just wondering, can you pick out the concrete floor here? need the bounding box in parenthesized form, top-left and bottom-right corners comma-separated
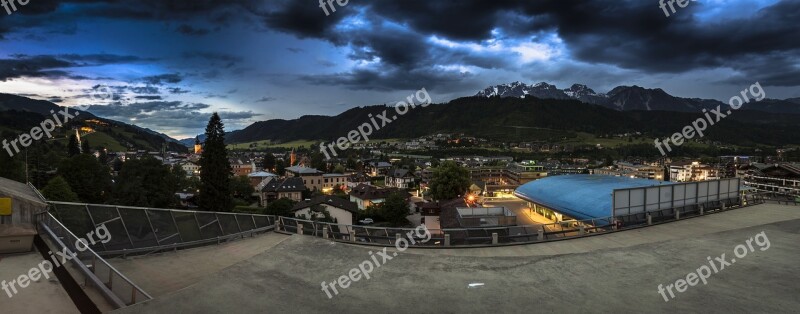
(107, 232, 291, 297)
(0, 252, 79, 314)
(113, 204, 800, 313)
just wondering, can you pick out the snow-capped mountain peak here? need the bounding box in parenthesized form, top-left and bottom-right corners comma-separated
(474, 81, 730, 112)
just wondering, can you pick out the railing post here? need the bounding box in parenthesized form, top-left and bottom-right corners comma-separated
(491, 233, 498, 244)
(537, 227, 544, 241)
(395, 233, 401, 244)
(675, 209, 680, 220)
(169, 211, 185, 243)
(297, 223, 303, 235)
(444, 234, 450, 246)
(323, 225, 329, 239)
(699, 205, 704, 215)
(84, 205, 108, 251)
(579, 225, 585, 236)
(647, 213, 652, 225)
(349, 230, 356, 242)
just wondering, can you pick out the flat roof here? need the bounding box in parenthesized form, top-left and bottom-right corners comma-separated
(514, 174, 677, 221)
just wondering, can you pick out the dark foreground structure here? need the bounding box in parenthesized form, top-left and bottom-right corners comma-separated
(113, 203, 800, 313)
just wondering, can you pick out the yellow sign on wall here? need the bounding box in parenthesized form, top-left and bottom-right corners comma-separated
(0, 198, 11, 216)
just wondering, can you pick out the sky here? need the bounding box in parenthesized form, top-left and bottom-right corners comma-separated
(0, 0, 798, 139)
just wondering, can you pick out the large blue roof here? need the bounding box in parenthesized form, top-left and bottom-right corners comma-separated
(514, 175, 676, 221)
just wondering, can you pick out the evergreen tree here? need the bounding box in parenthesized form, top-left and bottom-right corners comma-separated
(264, 198, 296, 217)
(81, 139, 91, 154)
(0, 149, 25, 182)
(429, 161, 470, 200)
(380, 192, 411, 226)
(198, 113, 233, 212)
(68, 135, 81, 157)
(112, 157, 179, 208)
(98, 148, 109, 164)
(230, 175, 255, 201)
(41, 176, 80, 202)
(263, 153, 276, 172)
(57, 154, 112, 203)
(275, 159, 286, 176)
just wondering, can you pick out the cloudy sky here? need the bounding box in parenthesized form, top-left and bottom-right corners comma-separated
(0, 0, 798, 138)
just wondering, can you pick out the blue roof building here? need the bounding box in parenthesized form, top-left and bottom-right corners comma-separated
(514, 174, 676, 223)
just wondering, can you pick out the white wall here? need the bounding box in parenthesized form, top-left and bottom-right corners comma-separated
(295, 204, 353, 225)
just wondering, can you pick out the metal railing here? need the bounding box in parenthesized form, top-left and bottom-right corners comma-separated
(274, 193, 779, 247)
(36, 211, 153, 308)
(47, 201, 278, 257)
(28, 182, 48, 203)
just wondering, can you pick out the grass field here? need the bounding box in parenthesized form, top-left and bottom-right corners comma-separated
(228, 140, 319, 150)
(228, 138, 406, 150)
(82, 132, 128, 151)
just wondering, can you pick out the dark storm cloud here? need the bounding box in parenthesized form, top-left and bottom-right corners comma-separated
(58, 54, 154, 64)
(0, 54, 151, 81)
(0, 55, 79, 81)
(85, 101, 262, 131)
(3, 0, 799, 92)
(176, 24, 212, 36)
(141, 73, 183, 85)
(135, 95, 163, 100)
(128, 86, 160, 94)
(301, 67, 475, 92)
(168, 87, 190, 94)
(258, 0, 800, 86)
(182, 51, 243, 68)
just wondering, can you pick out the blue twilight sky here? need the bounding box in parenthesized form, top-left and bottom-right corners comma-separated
(0, 0, 797, 138)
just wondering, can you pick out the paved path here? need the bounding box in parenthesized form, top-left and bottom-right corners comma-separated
(0, 253, 79, 314)
(113, 204, 800, 313)
(107, 232, 290, 297)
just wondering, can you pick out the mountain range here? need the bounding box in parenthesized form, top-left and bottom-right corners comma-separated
(0, 93, 187, 152)
(475, 81, 800, 114)
(226, 96, 799, 148)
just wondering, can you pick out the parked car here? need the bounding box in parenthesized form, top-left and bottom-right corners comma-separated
(359, 218, 374, 225)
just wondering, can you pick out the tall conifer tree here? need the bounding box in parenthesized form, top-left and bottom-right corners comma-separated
(198, 113, 233, 212)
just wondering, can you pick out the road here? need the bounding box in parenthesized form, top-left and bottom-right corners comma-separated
(482, 198, 556, 227)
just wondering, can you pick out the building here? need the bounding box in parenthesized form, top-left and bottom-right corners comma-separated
(178, 160, 200, 177)
(454, 207, 516, 227)
(385, 168, 415, 189)
(248, 171, 279, 188)
(291, 196, 359, 225)
(514, 175, 739, 226)
(231, 159, 256, 176)
(419, 198, 467, 231)
(321, 173, 349, 193)
(669, 161, 720, 182)
(740, 162, 800, 195)
(260, 177, 306, 206)
(349, 184, 402, 210)
(366, 162, 392, 177)
(194, 137, 203, 154)
(285, 166, 324, 191)
(506, 161, 548, 185)
(592, 162, 665, 180)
